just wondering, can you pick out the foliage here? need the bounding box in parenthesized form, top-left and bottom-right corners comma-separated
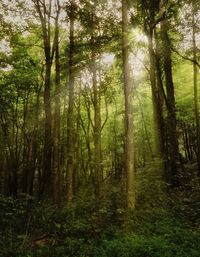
(0, 194, 200, 257)
(0, 163, 200, 257)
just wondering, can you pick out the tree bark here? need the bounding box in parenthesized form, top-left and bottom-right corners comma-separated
(92, 49, 102, 201)
(192, 1, 200, 175)
(160, 19, 180, 186)
(66, 0, 76, 205)
(53, 1, 61, 204)
(28, 93, 41, 196)
(33, 0, 54, 196)
(122, 0, 135, 210)
(147, 28, 165, 158)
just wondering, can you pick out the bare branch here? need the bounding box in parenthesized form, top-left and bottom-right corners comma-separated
(101, 93, 108, 131)
(171, 46, 200, 68)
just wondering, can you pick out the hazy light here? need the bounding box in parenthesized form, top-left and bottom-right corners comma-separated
(101, 53, 115, 66)
(1, 65, 13, 72)
(130, 50, 146, 78)
(0, 39, 11, 55)
(135, 33, 148, 44)
(129, 29, 147, 79)
(81, 69, 93, 88)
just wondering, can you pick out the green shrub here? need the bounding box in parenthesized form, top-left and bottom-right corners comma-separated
(0, 195, 200, 257)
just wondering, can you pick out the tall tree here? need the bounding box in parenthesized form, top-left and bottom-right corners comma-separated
(160, 2, 180, 186)
(66, 0, 76, 205)
(53, 0, 61, 203)
(33, 0, 54, 196)
(122, 0, 135, 209)
(192, 0, 200, 175)
(91, 12, 102, 202)
(138, 0, 165, 158)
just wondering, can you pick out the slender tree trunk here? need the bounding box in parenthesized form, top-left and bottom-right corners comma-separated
(21, 97, 29, 194)
(53, 3, 61, 203)
(136, 90, 154, 159)
(28, 93, 40, 195)
(43, 57, 52, 195)
(154, 28, 166, 156)
(147, 29, 165, 158)
(160, 19, 180, 186)
(122, 0, 135, 210)
(74, 85, 81, 195)
(192, 2, 200, 175)
(80, 93, 93, 180)
(183, 124, 192, 162)
(140, 102, 154, 159)
(88, 8, 102, 202)
(12, 97, 20, 198)
(33, 0, 54, 196)
(92, 50, 102, 201)
(66, 0, 75, 205)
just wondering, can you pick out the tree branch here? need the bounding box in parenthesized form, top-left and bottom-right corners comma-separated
(171, 46, 200, 68)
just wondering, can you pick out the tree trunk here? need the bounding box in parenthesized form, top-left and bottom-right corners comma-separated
(160, 19, 180, 186)
(53, 3, 61, 204)
(154, 28, 166, 157)
(147, 29, 165, 158)
(122, 0, 135, 210)
(192, 1, 200, 175)
(183, 124, 192, 162)
(66, 0, 76, 205)
(34, 0, 53, 196)
(43, 57, 52, 195)
(92, 50, 102, 201)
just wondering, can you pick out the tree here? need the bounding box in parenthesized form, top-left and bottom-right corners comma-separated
(122, 0, 135, 209)
(0, 35, 41, 197)
(66, 0, 76, 205)
(192, 0, 200, 175)
(160, 2, 180, 186)
(32, 0, 54, 196)
(53, 0, 61, 204)
(136, 0, 165, 158)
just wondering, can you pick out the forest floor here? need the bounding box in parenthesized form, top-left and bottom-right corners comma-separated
(1, 161, 200, 257)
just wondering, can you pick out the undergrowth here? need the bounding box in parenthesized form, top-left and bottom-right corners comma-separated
(0, 163, 200, 257)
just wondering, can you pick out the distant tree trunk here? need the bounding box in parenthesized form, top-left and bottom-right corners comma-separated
(53, 1, 61, 204)
(34, 0, 54, 196)
(28, 92, 41, 196)
(0, 114, 13, 196)
(12, 97, 20, 198)
(88, 7, 102, 202)
(160, 19, 180, 186)
(43, 59, 52, 195)
(74, 84, 81, 195)
(80, 90, 93, 180)
(122, 0, 135, 210)
(192, 1, 200, 175)
(21, 96, 29, 194)
(154, 28, 166, 156)
(112, 101, 118, 177)
(66, 0, 76, 205)
(0, 151, 3, 194)
(136, 90, 154, 159)
(140, 100, 154, 159)
(182, 124, 192, 162)
(92, 48, 102, 201)
(147, 28, 165, 158)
